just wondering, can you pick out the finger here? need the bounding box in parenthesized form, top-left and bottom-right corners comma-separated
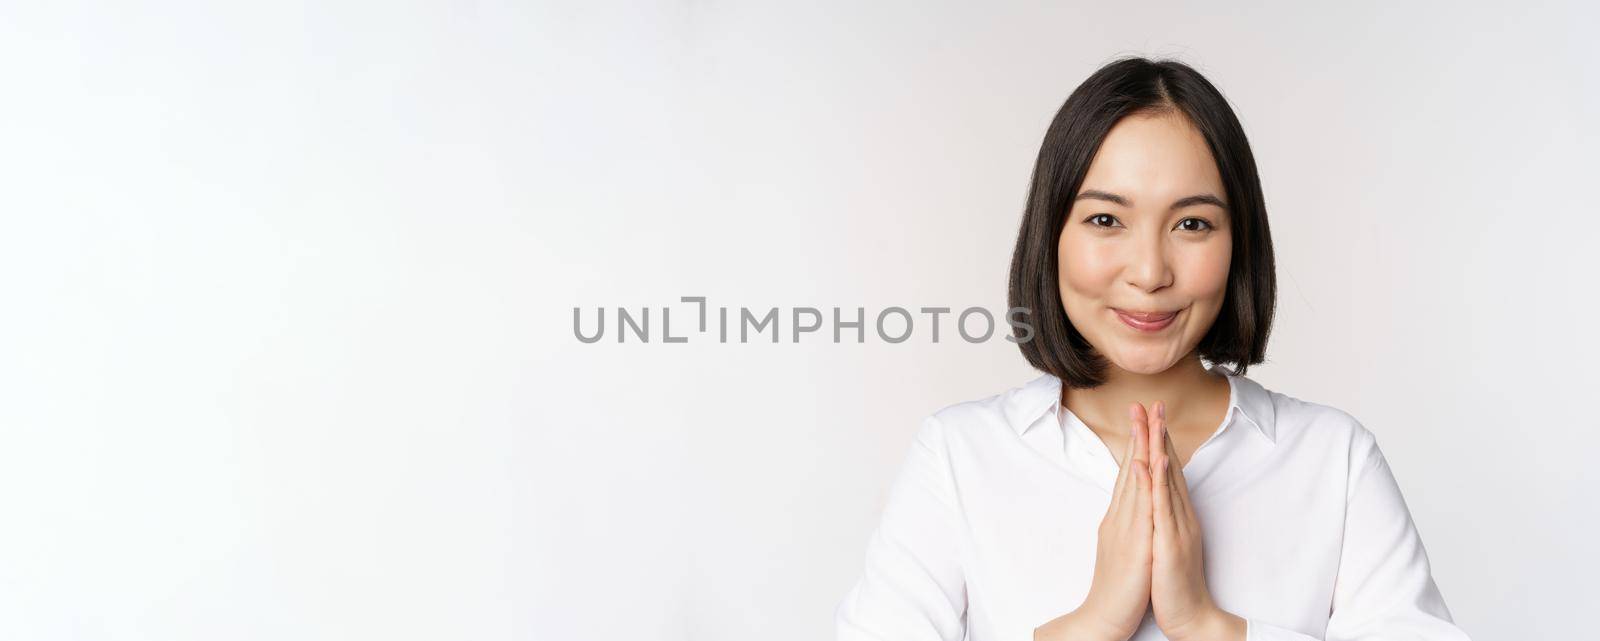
(1157, 402, 1196, 528)
(1110, 409, 1137, 516)
(1131, 402, 1150, 481)
(1170, 465, 1187, 538)
(1151, 410, 1179, 541)
(1130, 403, 1153, 525)
(1133, 458, 1152, 527)
(1161, 421, 1189, 536)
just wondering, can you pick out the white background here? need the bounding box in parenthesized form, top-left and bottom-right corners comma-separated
(2, 1, 1596, 639)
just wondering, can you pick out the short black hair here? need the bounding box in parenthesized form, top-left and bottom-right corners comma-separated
(1007, 56, 1276, 388)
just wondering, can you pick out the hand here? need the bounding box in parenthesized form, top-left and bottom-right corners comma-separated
(1147, 401, 1245, 641)
(1058, 402, 1157, 641)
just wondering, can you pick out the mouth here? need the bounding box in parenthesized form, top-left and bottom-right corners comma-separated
(1112, 307, 1181, 332)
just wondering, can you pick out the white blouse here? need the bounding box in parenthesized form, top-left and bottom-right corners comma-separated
(835, 367, 1470, 641)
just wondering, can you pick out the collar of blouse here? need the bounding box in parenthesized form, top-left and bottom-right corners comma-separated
(1001, 366, 1278, 445)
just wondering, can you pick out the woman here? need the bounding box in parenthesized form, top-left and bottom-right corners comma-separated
(834, 57, 1470, 641)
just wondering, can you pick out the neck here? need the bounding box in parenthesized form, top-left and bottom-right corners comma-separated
(1061, 353, 1229, 439)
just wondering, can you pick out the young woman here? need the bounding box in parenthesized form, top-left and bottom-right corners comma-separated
(834, 57, 1470, 641)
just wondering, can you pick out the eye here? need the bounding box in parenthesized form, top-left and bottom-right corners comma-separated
(1085, 213, 1121, 228)
(1177, 217, 1214, 232)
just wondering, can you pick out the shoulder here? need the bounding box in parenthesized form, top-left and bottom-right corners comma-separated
(1267, 387, 1372, 439)
(1252, 380, 1385, 470)
(915, 373, 1057, 446)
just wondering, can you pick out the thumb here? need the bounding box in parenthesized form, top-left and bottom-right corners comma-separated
(1133, 460, 1154, 523)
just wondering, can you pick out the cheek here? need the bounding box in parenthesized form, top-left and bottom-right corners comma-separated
(1178, 241, 1232, 301)
(1057, 232, 1120, 295)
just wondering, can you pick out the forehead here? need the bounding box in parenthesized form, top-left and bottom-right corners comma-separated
(1079, 111, 1223, 200)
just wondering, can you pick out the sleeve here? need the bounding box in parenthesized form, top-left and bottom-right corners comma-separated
(834, 414, 969, 641)
(1245, 428, 1472, 641)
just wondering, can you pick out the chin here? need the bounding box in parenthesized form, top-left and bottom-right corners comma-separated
(1110, 357, 1171, 375)
(1106, 347, 1184, 375)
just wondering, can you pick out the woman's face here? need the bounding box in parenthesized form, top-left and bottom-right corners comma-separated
(1058, 110, 1233, 376)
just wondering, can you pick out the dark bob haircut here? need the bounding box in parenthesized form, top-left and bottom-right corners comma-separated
(1007, 56, 1276, 389)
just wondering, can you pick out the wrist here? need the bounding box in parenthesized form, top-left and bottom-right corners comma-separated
(1035, 604, 1134, 641)
(1077, 606, 1136, 641)
(1166, 606, 1245, 641)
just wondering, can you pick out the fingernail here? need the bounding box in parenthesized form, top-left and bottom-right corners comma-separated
(1157, 402, 1165, 420)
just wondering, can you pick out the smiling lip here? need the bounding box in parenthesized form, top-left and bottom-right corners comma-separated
(1113, 308, 1179, 332)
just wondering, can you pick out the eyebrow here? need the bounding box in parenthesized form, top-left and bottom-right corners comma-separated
(1075, 189, 1228, 211)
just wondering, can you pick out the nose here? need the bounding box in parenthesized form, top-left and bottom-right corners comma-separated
(1123, 230, 1173, 293)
